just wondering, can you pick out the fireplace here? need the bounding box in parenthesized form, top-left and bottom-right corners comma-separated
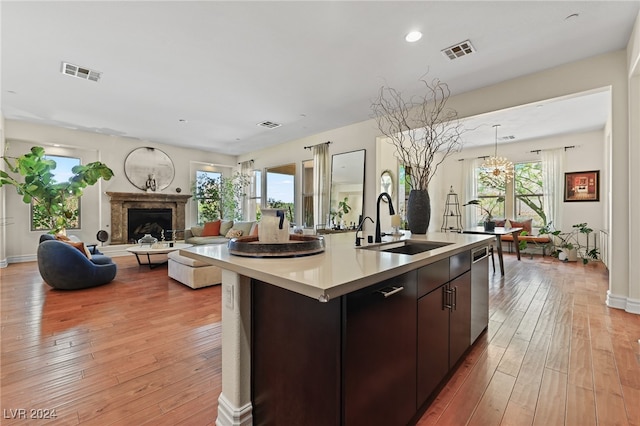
(106, 192, 191, 244)
(128, 208, 172, 243)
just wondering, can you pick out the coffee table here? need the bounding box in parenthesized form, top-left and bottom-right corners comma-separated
(126, 243, 193, 269)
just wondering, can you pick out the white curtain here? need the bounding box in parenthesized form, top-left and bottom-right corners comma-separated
(313, 144, 330, 229)
(541, 148, 564, 229)
(239, 160, 255, 221)
(462, 158, 483, 228)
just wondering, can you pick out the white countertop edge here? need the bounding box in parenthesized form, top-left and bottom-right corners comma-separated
(179, 232, 494, 301)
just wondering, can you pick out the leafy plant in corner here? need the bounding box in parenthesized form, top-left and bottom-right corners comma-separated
(538, 221, 599, 264)
(193, 172, 251, 222)
(0, 146, 114, 234)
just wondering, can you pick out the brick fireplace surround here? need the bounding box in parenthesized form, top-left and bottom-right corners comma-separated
(106, 192, 191, 244)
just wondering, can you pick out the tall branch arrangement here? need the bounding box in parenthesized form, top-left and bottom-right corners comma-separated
(371, 76, 464, 190)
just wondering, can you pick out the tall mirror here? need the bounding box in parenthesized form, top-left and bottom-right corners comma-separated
(329, 149, 365, 230)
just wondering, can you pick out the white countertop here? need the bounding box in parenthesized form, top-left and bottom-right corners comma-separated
(180, 232, 494, 302)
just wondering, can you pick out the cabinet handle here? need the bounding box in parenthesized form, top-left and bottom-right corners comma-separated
(452, 286, 457, 310)
(443, 287, 453, 310)
(377, 286, 404, 298)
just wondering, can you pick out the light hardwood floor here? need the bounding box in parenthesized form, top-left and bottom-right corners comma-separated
(1, 253, 639, 425)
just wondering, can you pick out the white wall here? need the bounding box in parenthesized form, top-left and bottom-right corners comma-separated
(2, 120, 237, 262)
(0, 113, 6, 267)
(436, 129, 605, 234)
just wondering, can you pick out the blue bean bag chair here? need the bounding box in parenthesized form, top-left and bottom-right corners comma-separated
(37, 240, 117, 290)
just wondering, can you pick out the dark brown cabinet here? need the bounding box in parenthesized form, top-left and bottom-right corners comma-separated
(344, 271, 417, 426)
(251, 247, 483, 426)
(417, 251, 472, 407)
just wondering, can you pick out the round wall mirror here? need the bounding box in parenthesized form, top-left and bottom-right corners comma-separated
(380, 169, 394, 201)
(124, 147, 175, 191)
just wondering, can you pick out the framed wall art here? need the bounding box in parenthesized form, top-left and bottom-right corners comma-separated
(564, 170, 599, 202)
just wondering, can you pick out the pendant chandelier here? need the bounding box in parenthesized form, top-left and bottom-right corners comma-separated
(482, 124, 513, 184)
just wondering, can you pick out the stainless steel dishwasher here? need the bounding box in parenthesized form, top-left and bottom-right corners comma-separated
(470, 245, 490, 343)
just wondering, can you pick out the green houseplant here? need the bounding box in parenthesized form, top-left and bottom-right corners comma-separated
(0, 146, 114, 234)
(330, 197, 351, 228)
(463, 196, 505, 231)
(538, 222, 599, 264)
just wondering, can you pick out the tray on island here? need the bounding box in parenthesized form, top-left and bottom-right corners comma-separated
(227, 235, 325, 258)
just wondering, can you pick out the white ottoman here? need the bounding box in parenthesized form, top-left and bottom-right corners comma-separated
(168, 251, 221, 289)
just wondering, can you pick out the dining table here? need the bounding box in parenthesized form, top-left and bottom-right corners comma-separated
(462, 226, 522, 276)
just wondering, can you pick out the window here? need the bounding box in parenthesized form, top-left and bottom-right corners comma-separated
(252, 170, 262, 220)
(514, 161, 545, 227)
(265, 164, 295, 224)
(473, 160, 545, 228)
(194, 170, 222, 223)
(31, 155, 81, 231)
(474, 167, 506, 224)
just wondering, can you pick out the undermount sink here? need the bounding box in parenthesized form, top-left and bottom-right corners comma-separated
(361, 240, 452, 255)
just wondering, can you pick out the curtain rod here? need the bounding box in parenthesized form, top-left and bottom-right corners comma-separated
(237, 159, 254, 165)
(303, 141, 332, 150)
(530, 145, 576, 154)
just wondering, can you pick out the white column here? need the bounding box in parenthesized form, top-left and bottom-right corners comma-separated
(216, 269, 253, 426)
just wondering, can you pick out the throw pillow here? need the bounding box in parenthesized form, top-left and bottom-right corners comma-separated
(510, 219, 533, 233)
(202, 220, 222, 236)
(190, 226, 204, 237)
(225, 228, 243, 239)
(64, 240, 90, 258)
(233, 221, 254, 236)
(54, 233, 71, 242)
(220, 220, 234, 236)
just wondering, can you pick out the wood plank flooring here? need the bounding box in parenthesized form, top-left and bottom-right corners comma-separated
(1, 253, 639, 425)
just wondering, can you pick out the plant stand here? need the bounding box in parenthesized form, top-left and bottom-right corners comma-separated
(441, 189, 462, 232)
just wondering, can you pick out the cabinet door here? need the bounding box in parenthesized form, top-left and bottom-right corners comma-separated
(417, 285, 450, 406)
(344, 271, 417, 426)
(449, 271, 471, 367)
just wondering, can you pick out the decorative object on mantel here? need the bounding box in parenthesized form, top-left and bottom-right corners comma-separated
(481, 124, 514, 184)
(371, 74, 464, 234)
(0, 146, 114, 234)
(124, 147, 175, 192)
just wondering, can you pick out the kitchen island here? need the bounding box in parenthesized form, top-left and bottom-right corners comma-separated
(181, 231, 493, 426)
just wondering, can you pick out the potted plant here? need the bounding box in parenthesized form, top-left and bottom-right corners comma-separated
(330, 197, 351, 229)
(0, 146, 114, 234)
(371, 75, 464, 234)
(463, 197, 505, 231)
(538, 222, 599, 264)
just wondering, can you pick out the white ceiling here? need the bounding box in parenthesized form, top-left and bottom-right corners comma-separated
(2, 1, 638, 156)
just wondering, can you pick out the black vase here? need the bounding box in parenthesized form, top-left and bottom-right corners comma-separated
(484, 220, 496, 231)
(406, 190, 431, 234)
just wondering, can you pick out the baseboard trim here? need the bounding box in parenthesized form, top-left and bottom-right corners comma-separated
(216, 393, 252, 426)
(606, 290, 640, 314)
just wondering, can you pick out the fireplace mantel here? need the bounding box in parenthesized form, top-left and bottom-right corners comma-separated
(106, 192, 192, 244)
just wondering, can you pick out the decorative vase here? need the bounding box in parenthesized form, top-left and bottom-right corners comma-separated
(406, 189, 431, 234)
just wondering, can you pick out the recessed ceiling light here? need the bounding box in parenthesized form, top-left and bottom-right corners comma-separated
(405, 31, 422, 43)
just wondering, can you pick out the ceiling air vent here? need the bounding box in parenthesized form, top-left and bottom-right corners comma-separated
(257, 121, 282, 129)
(441, 40, 475, 60)
(61, 62, 101, 82)
(500, 135, 516, 141)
